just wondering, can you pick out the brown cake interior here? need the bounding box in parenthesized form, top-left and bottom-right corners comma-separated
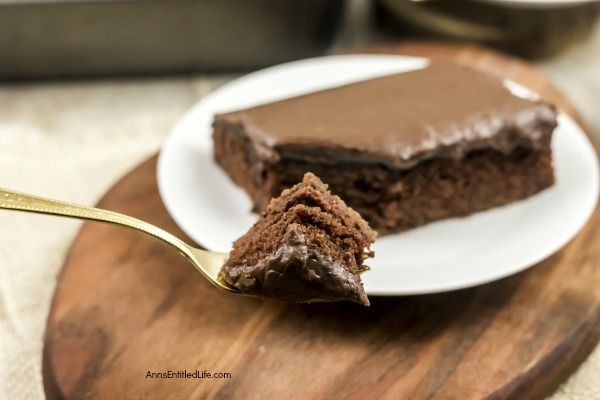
(268, 147, 555, 233)
(214, 124, 554, 234)
(220, 173, 376, 305)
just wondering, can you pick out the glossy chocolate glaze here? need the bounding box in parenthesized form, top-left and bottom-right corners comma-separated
(215, 62, 557, 168)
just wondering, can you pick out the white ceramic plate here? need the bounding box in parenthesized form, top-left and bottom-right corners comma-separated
(157, 55, 599, 296)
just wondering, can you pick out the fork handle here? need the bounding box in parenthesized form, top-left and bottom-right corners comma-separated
(0, 187, 192, 257)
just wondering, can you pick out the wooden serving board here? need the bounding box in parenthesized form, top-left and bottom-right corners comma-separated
(43, 43, 600, 400)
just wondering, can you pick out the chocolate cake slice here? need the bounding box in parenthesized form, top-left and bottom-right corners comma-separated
(219, 173, 376, 306)
(213, 61, 557, 234)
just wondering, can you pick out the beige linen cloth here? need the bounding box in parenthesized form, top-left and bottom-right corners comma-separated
(1, 29, 600, 400)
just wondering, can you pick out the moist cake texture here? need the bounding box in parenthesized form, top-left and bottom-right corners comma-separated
(213, 62, 557, 234)
(220, 173, 376, 305)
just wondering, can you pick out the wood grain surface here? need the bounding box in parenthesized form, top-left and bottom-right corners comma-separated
(43, 43, 600, 400)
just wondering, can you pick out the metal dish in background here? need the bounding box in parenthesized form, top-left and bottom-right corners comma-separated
(0, 0, 345, 80)
(376, 0, 600, 59)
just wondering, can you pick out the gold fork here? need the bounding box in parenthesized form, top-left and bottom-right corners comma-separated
(0, 188, 237, 293)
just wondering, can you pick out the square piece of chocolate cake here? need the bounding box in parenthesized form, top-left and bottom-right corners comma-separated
(219, 173, 376, 306)
(213, 62, 557, 234)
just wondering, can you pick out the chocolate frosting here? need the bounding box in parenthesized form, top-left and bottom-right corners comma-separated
(223, 226, 369, 306)
(216, 62, 557, 168)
